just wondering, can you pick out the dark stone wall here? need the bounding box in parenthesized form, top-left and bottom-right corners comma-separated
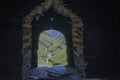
(78, 1, 120, 78)
(0, 18, 22, 80)
(0, 0, 120, 79)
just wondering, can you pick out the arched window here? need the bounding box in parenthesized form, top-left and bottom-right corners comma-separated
(22, 0, 85, 80)
(38, 30, 67, 67)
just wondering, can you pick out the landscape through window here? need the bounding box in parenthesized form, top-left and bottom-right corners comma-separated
(38, 30, 67, 67)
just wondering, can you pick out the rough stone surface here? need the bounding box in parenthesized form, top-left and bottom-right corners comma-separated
(27, 65, 106, 80)
(27, 65, 83, 80)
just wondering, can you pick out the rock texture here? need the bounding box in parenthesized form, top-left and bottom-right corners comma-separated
(27, 65, 83, 80)
(27, 65, 106, 80)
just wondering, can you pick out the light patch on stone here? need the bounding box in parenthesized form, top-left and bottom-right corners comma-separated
(36, 16, 39, 20)
(50, 17, 54, 21)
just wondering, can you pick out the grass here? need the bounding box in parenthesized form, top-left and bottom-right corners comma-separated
(49, 48, 67, 65)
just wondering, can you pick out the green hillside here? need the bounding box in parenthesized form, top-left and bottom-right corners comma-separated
(38, 31, 67, 66)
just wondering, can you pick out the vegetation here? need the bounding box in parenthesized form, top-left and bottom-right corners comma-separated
(38, 31, 67, 66)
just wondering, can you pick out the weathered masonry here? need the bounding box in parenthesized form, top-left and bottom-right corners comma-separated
(22, 0, 86, 80)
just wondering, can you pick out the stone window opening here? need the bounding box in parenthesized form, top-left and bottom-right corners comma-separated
(22, 0, 85, 80)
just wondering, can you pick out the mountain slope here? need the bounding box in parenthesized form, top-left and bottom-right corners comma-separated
(38, 31, 67, 66)
(44, 30, 64, 40)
